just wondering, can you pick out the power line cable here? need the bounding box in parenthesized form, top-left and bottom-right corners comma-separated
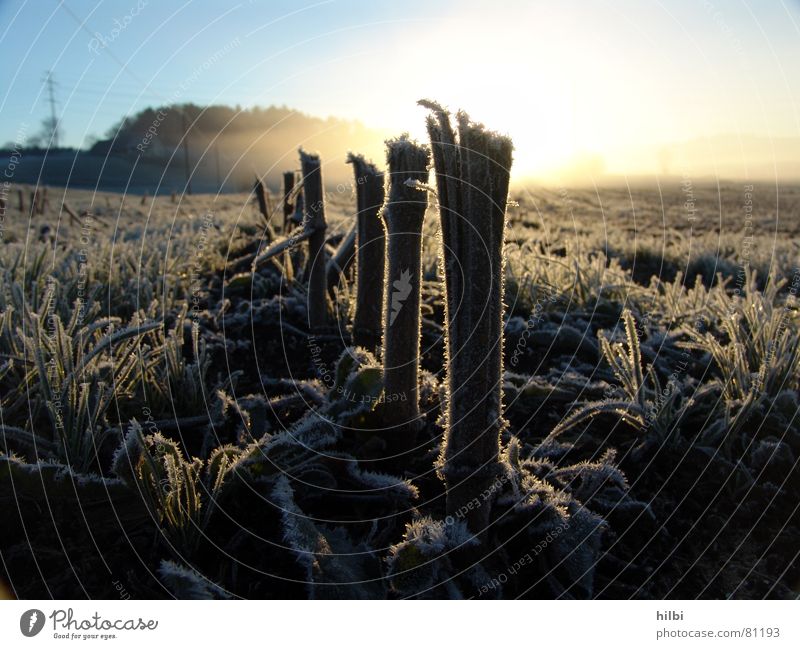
(58, 0, 194, 192)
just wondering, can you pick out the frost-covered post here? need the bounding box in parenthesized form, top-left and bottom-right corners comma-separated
(300, 150, 329, 330)
(422, 101, 513, 535)
(254, 176, 269, 219)
(381, 137, 429, 432)
(253, 176, 276, 242)
(326, 225, 357, 296)
(282, 170, 295, 233)
(348, 153, 386, 351)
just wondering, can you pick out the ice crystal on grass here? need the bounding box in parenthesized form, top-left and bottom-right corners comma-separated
(386, 517, 484, 599)
(158, 560, 231, 599)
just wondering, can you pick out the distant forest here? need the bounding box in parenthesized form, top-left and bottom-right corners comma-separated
(1, 104, 387, 192)
(91, 103, 386, 183)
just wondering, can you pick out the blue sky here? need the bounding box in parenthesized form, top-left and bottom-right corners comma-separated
(2, 0, 800, 177)
(0, 0, 448, 145)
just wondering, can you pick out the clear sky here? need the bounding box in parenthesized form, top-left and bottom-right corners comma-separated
(2, 0, 800, 180)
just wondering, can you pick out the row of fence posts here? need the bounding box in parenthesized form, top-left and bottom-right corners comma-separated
(247, 101, 513, 538)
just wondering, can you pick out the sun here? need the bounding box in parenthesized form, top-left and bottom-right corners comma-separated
(397, 8, 585, 181)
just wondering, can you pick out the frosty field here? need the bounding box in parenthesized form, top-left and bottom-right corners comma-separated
(1, 176, 797, 599)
